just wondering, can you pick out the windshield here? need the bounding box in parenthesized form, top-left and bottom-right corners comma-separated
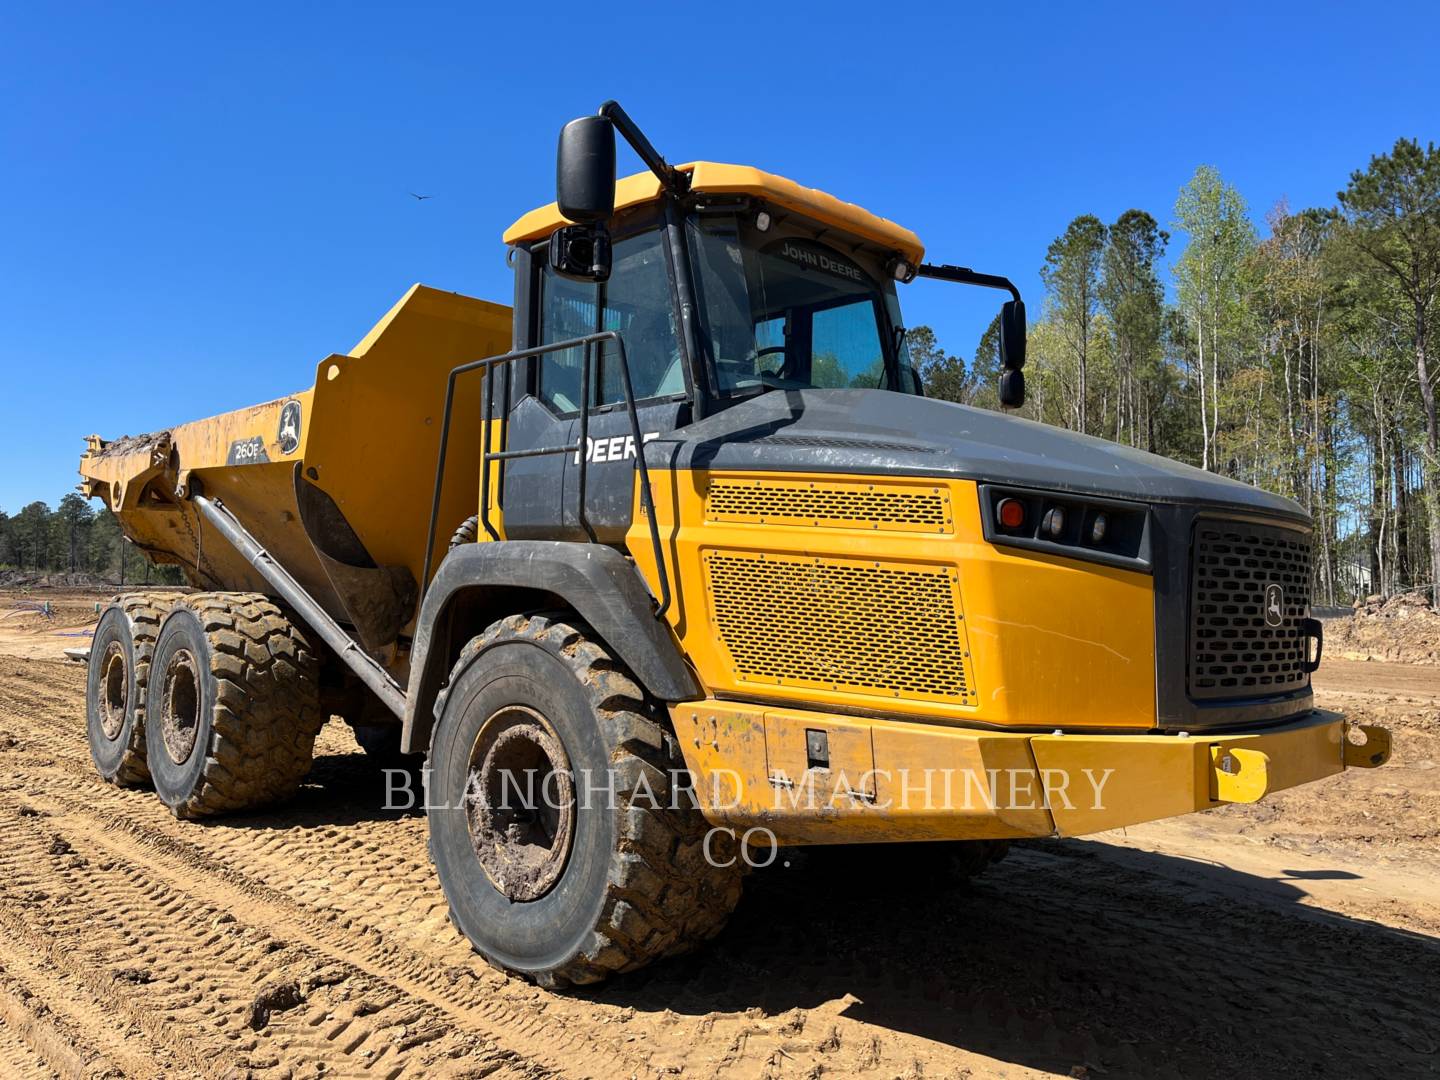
(687, 212, 921, 397)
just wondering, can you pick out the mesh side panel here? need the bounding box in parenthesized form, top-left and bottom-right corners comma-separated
(705, 551, 974, 703)
(705, 479, 951, 532)
(1189, 521, 1313, 699)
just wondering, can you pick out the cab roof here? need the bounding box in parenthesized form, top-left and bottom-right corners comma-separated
(502, 161, 925, 265)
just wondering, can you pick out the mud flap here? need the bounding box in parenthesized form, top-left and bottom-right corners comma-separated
(294, 467, 416, 651)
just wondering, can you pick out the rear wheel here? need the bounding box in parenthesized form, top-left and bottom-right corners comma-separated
(85, 593, 171, 786)
(448, 515, 478, 551)
(144, 593, 322, 818)
(426, 613, 742, 987)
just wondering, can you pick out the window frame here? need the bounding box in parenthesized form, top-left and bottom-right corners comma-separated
(526, 212, 694, 421)
(687, 205, 911, 403)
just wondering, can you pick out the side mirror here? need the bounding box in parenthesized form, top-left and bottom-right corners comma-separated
(999, 368, 1025, 408)
(1000, 299, 1026, 371)
(999, 299, 1026, 407)
(550, 116, 615, 282)
(548, 225, 611, 283)
(557, 115, 615, 224)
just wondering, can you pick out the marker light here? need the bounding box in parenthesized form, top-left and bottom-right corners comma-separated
(998, 498, 1026, 529)
(756, 211, 772, 232)
(1091, 513, 1108, 544)
(1042, 507, 1065, 538)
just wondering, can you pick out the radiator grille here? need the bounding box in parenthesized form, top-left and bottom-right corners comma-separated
(705, 551, 974, 703)
(1189, 521, 1313, 699)
(705, 479, 951, 533)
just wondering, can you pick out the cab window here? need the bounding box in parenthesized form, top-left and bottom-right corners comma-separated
(686, 214, 917, 396)
(536, 229, 686, 413)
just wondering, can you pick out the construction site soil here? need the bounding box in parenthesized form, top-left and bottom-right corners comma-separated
(1324, 591, 1440, 664)
(0, 588, 1435, 1078)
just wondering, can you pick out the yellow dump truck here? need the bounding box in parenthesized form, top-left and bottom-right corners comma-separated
(79, 102, 1390, 987)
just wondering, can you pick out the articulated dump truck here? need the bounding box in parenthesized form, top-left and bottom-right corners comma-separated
(78, 102, 1390, 987)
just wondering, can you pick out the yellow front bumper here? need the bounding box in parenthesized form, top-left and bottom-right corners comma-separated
(670, 703, 1391, 844)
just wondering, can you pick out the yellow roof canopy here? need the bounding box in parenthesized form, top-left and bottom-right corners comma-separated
(502, 161, 924, 266)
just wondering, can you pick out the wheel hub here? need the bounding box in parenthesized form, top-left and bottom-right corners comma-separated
(99, 641, 128, 740)
(464, 706, 575, 902)
(160, 649, 201, 765)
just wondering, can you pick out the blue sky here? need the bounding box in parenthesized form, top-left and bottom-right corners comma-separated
(3, 2, 1437, 512)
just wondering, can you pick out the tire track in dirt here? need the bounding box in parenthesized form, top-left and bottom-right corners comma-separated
(0, 804, 513, 1078)
(0, 661, 659, 1078)
(0, 1019, 54, 1080)
(0, 978, 73, 1080)
(5, 656, 1440, 1078)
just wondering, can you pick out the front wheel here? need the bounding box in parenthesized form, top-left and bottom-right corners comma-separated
(426, 613, 742, 987)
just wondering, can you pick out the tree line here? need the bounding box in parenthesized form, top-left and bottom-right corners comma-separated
(0, 493, 184, 585)
(914, 138, 1440, 608)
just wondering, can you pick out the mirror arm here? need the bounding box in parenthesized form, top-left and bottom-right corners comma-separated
(917, 262, 1021, 304)
(598, 100, 690, 198)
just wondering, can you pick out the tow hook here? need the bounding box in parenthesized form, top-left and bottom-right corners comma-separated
(1344, 724, 1392, 768)
(1210, 746, 1270, 803)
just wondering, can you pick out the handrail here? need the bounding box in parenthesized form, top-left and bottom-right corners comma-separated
(421, 330, 672, 618)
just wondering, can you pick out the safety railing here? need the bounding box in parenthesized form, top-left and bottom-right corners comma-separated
(420, 330, 672, 617)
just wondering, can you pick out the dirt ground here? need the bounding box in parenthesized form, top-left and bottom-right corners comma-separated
(0, 589, 1436, 1079)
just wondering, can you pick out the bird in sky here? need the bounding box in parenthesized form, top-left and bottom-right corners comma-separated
(410, 192, 432, 201)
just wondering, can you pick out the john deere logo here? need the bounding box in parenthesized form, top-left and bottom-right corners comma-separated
(278, 400, 302, 455)
(1264, 583, 1284, 627)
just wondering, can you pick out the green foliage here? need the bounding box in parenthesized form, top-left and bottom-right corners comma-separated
(920, 146, 1439, 604)
(0, 498, 183, 584)
(1040, 215, 1108, 433)
(1101, 210, 1169, 449)
(1337, 139, 1440, 595)
(909, 326, 971, 404)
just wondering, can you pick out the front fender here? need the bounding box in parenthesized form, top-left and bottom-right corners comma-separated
(401, 541, 699, 755)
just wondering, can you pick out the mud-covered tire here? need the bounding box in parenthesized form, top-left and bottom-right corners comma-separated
(144, 592, 323, 819)
(448, 515, 478, 551)
(427, 612, 743, 988)
(85, 592, 172, 786)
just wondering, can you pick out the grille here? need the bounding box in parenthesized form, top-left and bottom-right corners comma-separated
(705, 479, 951, 532)
(1189, 521, 1313, 699)
(705, 551, 974, 703)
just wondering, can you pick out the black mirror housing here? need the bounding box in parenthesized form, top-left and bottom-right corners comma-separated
(999, 368, 1025, 408)
(557, 116, 616, 225)
(1000, 299, 1026, 371)
(548, 224, 611, 282)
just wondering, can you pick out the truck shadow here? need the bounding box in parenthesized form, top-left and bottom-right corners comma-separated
(230, 748, 1438, 1077)
(596, 839, 1440, 1078)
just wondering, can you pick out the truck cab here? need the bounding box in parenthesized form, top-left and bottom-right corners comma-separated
(493, 162, 929, 545)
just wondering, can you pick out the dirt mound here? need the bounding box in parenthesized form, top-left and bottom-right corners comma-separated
(1325, 591, 1440, 664)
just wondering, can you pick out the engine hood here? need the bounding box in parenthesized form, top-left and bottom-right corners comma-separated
(660, 389, 1306, 521)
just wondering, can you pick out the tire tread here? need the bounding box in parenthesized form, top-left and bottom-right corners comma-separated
(432, 612, 742, 987)
(161, 592, 323, 818)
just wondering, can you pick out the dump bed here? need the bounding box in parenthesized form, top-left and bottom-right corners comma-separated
(79, 284, 512, 653)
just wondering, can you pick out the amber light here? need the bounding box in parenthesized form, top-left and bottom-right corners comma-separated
(997, 498, 1026, 529)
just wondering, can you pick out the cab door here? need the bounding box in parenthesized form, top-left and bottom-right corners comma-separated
(500, 226, 692, 544)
